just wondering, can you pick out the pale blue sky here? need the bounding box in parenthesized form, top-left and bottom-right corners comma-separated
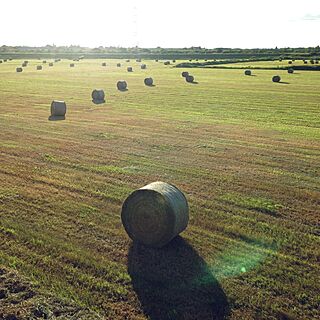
(1, 0, 319, 48)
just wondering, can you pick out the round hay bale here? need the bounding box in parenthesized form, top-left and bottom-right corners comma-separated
(155, 59, 159, 62)
(310, 60, 315, 64)
(117, 63, 121, 67)
(189, 59, 192, 62)
(304, 60, 308, 64)
(144, 77, 153, 86)
(136, 58, 141, 62)
(49, 62, 53, 67)
(127, 66, 133, 72)
(172, 59, 176, 63)
(24, 60, 29, 64)
(141, 64, 147, 69)
(54, 59, 59, 63)
(182, 71, 189, 78)
(186, 75, 194, 83)
(244, 70, 251, 76)
(102, 62, 107, 67)
(288, 61, 292, 64)
(121, 181, 189, 248)
(315, 60, 319, 64)
(43, 60, 47, 64)
(0, 60, 3, 63)
(4, 59, 7, 62)
(16, 67, 23, 73)
(70, 63, 75, 67)
(117, 80, 127, 91)
(91, 89, 105, 102)
(288, 68, 294, 74)
(164, 61, 170, 65)
(51, 100, 66, 117)
(272, 75, 281, 83)
(22, 62, 27, 67)
(36, 65, 42, 70)
(126, 59, 130, 62)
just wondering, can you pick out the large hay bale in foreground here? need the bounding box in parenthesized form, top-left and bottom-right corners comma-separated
(182, 71, 189, 78)
(288, 68, 294, 74)
(117, 80, 127, 91)
(91, 89, 105, 102)
(141, 64, 147, 69)
(144, 77, 153, 86)
(16, 67, 23, 73)
(244, 70, 252, 76)
(186, 75, 194, 83)
(51, 101, 66, 117)
(127, 66, 133, 72)
(36, 65, 42, 70)
(121, 181, 189, 248)
(272, 75, 281, 82)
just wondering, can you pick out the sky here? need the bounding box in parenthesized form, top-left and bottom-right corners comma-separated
(1, 0, 319, 48)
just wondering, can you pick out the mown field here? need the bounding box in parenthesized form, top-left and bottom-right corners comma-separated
(0, 58, 319, 320)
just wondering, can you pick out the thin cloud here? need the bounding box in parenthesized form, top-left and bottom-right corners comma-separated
(302, 14, 320, 20)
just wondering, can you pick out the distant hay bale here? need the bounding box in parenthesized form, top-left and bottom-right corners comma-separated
(155, 59, 159, 62)
(22, 62, 27, 67)
(189, 59, 192, 62)
(117, 80, 127, 91)
(43, 60, 47, 64)
(91, 89, 105, 103)
(126, 59, 130, 62)
(117, 63, 121, 67)
(288, 68, 294, 74)
(244, 70, 252, 76)
(16, 67, 23, 73)
(49, 63, 53, 67)
(310, 60, 315, 64)
(121, 181, 189, 248)
(136, 58, 141, 62)
(195, 59, 199, 61)
(182, 71, 189, 78)
(164, 61, 170, 65)
(24, 61, 29, 64)
(186, 75, 194, 83)
(36, 65, 42, 70)
(127, 66, 133, 72)
(315, 60, 319, 64)
(141, 64, 147, 69)
(70, 63, 75, 67)
(102, 62, 107, 66)
(50, 100, 66, 117)
(0, 60, 2, 63)
(304, 60, 308, 64)
(288, 61, 292, 64)
(272, 75, 281, 83)
(172, 59, 176, 63)
(4, 59, 7, 62)
(54, 59, 60, 63)
(144, 77, 153, 86)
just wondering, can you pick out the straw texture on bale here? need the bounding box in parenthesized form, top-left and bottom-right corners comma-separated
(141, 64, 147, 69)
(16, 67, 23, 73)
(186, 75, 194, 83)
(272, 75, 281, 83)
(288, 68, 294, 74)
(36, 65, 42, 70)
(182, 71, 189, 78)
(117, 80, 127, 91)
(51, 101, 66, 117)
(245, 70, 251, 76)
(121, 181, 189, 248)
(127, 66, 133, 72)
(144, 77, 153, 86)
(91, 89, 105, 102)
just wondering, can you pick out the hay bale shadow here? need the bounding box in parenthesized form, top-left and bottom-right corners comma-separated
(279, 82, 290, 85)
(190, 81, 199, 84)
(146, 84, 156, 87)
(92, 99, 105, 105)
(118, 88, 129, 92)
(48, 115, 65, 121)
(128, 237, 229, 320)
